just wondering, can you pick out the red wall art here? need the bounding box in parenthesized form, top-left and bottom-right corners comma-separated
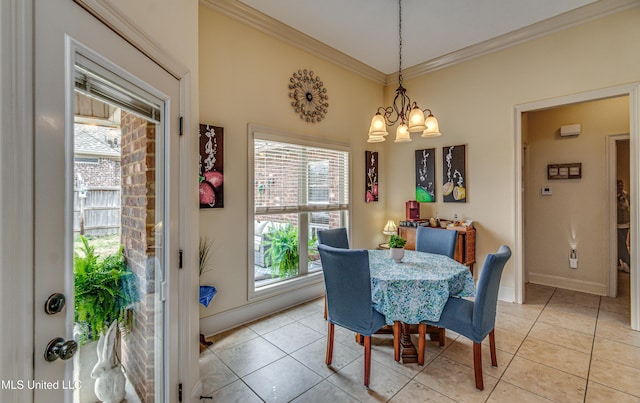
(365, 151, 378, 202)
(199, 124, 224, 208)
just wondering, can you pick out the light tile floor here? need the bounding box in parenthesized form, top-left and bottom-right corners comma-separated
(201, 273, 639, 402)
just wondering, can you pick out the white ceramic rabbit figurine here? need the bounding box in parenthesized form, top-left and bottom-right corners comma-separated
(91, 320, 126, 403)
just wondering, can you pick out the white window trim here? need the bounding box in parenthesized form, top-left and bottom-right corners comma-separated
(247, 124, 351, 301)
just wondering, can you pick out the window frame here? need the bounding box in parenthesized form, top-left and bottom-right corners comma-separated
(247, 124, 351, 300)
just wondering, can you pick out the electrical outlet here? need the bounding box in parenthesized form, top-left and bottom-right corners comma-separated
(569, 249, 578, 269)
(453, 213, 458, 220)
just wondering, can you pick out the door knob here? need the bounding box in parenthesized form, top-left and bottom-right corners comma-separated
(44, 293, 66, 314)
(44, 337, 78, 362)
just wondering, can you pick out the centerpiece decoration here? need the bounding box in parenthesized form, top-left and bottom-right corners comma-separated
(388, 234, 407, 263)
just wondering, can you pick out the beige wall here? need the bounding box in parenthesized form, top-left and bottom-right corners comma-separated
(525, 97, 629, 293)
(384, 7, 640, 298)
(198, 5, 384, 318)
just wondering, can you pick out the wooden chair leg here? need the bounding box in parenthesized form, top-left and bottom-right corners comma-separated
(393, 321, 401, 362)
(473, 341, 484, 391)
(489, 329, 497, 367)
(326, 322, 334, 365)
(364, 336, 372, 387)
(439, 327, 445, 347)
(418, 323, 426, 366)
(323, 297, 327, 320)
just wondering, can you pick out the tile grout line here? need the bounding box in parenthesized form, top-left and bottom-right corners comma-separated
(483, 287, 559, 402)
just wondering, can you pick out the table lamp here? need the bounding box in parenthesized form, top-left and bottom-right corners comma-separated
(383, 220, 397, 236)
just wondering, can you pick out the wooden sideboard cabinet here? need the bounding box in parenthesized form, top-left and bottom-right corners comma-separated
(398, 225, 476, 274)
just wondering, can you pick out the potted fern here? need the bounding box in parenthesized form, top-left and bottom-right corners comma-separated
(265, 223, 299, 278)
(388, 234, 407, 263)
(264, 223, 318, 279)
(73, 235, 139, 402)
(74, 236, 139, 344)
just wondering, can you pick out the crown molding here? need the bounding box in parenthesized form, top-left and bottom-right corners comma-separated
(398, 0, 640, 83)
(202, 0, 640, 87)
(200, 0, 387, 84)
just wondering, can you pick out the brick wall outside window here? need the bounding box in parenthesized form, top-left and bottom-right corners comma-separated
(120, 111, 157, 403)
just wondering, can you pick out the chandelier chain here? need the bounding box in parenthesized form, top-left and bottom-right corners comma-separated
(398, 0, 403, 85)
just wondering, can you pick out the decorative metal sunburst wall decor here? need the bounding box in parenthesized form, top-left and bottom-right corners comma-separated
(288, 69, 329, 123)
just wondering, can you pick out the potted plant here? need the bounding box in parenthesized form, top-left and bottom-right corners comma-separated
(74, 235, 139, 344)
(199, 236, 217, 351)
(264, 223, 318, 278)
(388, 234, 407, 263)
(73, 235, 139, 402)
(199, 236, 217, 307)
(265, 223, 299, 278)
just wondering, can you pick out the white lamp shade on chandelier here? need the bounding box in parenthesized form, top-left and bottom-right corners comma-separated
(368, 113, 389, 137)
(422, 113, 441, 137)
(394, 124, 411, 143)
(408, 106, 427, 132)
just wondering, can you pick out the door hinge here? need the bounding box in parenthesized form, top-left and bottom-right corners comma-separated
(179, 249, 183, 269)
(179, 116, 184, 136)
(178, 383, 183, 402)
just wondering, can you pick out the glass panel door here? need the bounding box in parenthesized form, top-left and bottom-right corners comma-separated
(72, 61, 165, 402)
(33, 1, 180, 400)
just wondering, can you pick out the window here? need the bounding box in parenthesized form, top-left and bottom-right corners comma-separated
(307, 161, 329, 204)
(250, 127, 350, 295)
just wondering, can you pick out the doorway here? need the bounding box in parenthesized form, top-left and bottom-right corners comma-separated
(515, 84, 640, 331)
(32, 0, 181, 401)
(611, 137, 631, 297)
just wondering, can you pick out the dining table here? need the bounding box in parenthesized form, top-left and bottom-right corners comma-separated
(368, 249, 476, 363)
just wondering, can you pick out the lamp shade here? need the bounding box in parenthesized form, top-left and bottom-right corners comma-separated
(408, 107, 427, 132)
(383, 219, 397, 235)
(367, 134, 385, 143)
(421, 114, 441, 137)
(394, 124, 411, 143)
(368, 113, 389, 137)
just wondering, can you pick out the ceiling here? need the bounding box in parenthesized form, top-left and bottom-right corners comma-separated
(234, 0, 628, 75)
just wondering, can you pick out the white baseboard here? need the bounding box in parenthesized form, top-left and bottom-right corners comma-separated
(498, 285, 515, 303)
(200, 282, 325, 338)
(528, 272, 607, 296)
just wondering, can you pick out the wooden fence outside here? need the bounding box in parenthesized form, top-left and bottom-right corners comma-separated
(73, 187, 121, 237)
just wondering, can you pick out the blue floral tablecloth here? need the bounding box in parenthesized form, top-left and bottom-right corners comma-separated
(369, 249, 475, 325)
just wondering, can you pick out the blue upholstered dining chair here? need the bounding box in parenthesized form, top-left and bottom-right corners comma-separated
(415, 226, 457, 258)
(415, 226, 458, 345)
(317, 227, 350, 249)
(317, 228, 349, 319)
(418, 245, 512, 390)
(318, 244, 388, 387)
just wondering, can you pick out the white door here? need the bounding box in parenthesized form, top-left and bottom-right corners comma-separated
(34, 0, 180, 401)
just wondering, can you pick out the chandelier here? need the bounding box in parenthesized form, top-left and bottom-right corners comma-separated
(367, 0, 441, 143)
